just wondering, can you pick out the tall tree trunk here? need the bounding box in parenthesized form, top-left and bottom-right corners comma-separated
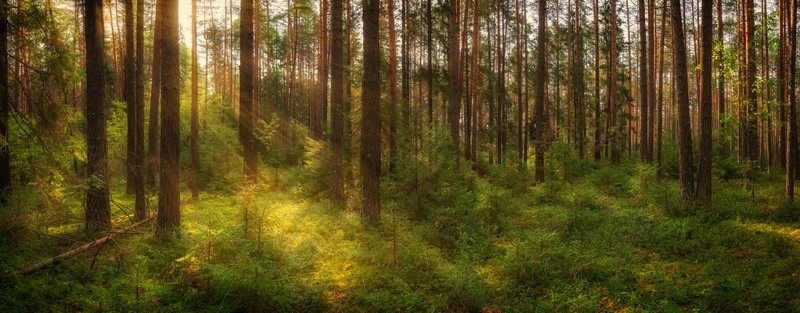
(147, 2, 163, 188)
(361, 0, 381, 223)
(647, 0, 656, 162)
(657, 0, 667, 179)
(313, 0, 328, 139)
(574, 0, 585, 159)
(85, 0, 111, 231)
(124, 0, 135, 195)
(1, 0, 10, 202)
(190, 0, 200, 201)
(156, 0, 181, 239)
(388, 0, 398, 170)
(778, 0, 786, 170)
(717, 0, 725, 134)
(401, 0, 410, 132)
(639, 0, 649, 162)
(448, 0, 461, 159)
(745, 0, 758, 163)
(593, 0, 601, 160)
(609, 0, 620, 164)
(671, 0, 696, 201)
(470, 0, 480, 162)
(241, 0, 257, 184)
(515, 0, 523, 160)
(134, 0, 145, 219)
(108, 1, 121, 100)
(535, 0, 547, 182)
(786, 0, 797, 200)
(331, 0, 345, 207)
(427, 0, 433, 127)
(697, 0, 713, 201)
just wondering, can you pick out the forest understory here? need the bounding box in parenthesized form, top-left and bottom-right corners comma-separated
(2, 134, 800, 312)
(3, 0, 800, 311)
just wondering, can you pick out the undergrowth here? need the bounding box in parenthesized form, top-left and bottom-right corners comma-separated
(2, 138, 800, 312)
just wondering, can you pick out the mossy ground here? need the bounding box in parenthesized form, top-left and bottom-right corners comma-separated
(2, 160, 800, 312)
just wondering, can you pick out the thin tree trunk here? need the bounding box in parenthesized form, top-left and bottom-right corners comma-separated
(639, 0, 649, 163)
(190, 0, 200, 201)
(427, 0, 433, 127)
(470, 0, 480, 162)
(657, 0, 667, 179)
(515, 0, 523, 160)
(610, 0, 620, 164)
(786, 0, 797, 200)
(574, 0, 585, 159)
(388, 0, 398, 169)
(697, 0, 713, 201)
(535, 0, 547, 182)
(313, 0, 328, 139)
(745, 0, 758, 164)
(448, 0, 461, 159)
(593, 0, 601, 160)
(647, 0, 657, 162)
(147, 2, 163, 188)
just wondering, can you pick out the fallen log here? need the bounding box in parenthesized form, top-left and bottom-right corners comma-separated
(12, 216, 155, 276)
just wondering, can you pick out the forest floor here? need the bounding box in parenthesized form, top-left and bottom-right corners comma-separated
(2, 161, 800, 312)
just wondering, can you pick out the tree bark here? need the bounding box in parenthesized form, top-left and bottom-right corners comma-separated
(0, 0, 9, 203)
(240, 0, 257, 185)
(13, 216, 155, 276)
(313, 0, 328, 139)
(574, 0, 585, 159)
(671, 0, 696, 201)
(515, 0, 523, 160)
(427, 0, 433, 127)
(535, 0, 547, 182)
(124, 0, 136, 195)
(745, 0, 758, 163)
(697, 0, 713, 201)
(638, 0, 649, 163)
(470, 0, 480, 162)
(147, 2, 163, 188)
(361, 0, 381, 223)
(593, 0, 601, 160)
(156, 0, 181, 239)
(786, 0, 797, 200)
(134, 0, 146, 219)
(85, 0, 111, 232)
(330, 0, 345, 207)
(448, 0, 461, 160)
(609, 0, 620, 164)
(190, 0, 200, 201)
(388, 0, 398, 170)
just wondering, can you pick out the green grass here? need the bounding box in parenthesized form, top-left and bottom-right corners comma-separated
(2, 160, 800, 312)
